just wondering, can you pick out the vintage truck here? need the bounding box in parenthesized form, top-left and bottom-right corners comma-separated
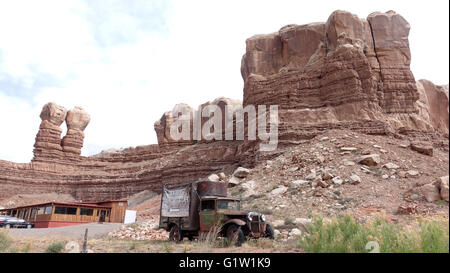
(159, 181, 274, 246)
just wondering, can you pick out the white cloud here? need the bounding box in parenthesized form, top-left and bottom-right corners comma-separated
(0, 0, 448, 162)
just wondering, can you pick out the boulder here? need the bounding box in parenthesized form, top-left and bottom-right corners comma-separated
(349, 174, 361, 185)
(233, 167, 250, 178)
(383, 163, 399, 170)
(269, 186, 288, 197)
(218, 172, 226, 181)
(322, 171, 334, 180)
(293, 218, 312, 233)
(419, 183, 441, 203)
(289, 228, 302, 237)
(207, 174, 220, 182)
(290, 180, 309, 188)
(332, 176, 343, 185)
(410, 141, 433, 156)
(437, 176, 449, 202)
(340, 147, 358, 152)
(227, 176, 241, 187)
(407, 170, 419, 177)
(358, 154, 380, 166)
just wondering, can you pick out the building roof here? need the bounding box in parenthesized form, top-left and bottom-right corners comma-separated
(0, 199, 127, 211)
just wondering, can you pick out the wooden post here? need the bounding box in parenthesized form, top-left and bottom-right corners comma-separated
(82, 228, 88, 253)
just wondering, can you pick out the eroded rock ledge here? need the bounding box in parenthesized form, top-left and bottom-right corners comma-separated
(0, 10, 448, 202)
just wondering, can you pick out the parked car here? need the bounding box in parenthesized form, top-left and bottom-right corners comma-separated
(0, 216, 34, 229)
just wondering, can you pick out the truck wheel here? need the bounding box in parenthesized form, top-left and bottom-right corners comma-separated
(226, 224, 245, 247)
(265, 224, 275, 239)
(169, 225, 182, 242)
(27, 224, 32, 229)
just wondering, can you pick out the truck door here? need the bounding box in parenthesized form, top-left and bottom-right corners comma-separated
(199, 199, 216, 231)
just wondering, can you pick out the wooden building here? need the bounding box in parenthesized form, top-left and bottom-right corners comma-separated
(0, 200, 127, 228)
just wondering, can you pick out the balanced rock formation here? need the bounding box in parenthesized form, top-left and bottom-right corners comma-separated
(154, 103, 194, 146)
(61, 106, 91, 156)
(154, 98, 242, 145)
(33, 102, 67, 161)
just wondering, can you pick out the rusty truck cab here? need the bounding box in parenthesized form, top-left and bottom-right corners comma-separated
(199, 196, 244, 231)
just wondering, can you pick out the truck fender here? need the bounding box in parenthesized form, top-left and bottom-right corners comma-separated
(223, 219, 246, 227)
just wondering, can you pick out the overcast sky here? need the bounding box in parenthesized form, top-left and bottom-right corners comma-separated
(0, 0, 448, 163)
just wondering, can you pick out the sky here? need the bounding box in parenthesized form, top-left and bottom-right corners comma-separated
(0, 0, 448, 163)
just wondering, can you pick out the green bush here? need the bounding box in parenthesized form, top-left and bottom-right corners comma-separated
(298, 214, 449, 253)
(46, 242, 65, 253)
(0, 231, 12, 252)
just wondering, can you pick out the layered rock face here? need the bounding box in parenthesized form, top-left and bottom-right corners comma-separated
(61, 106, 91, 156)
(416, 80, 449, 135)
(0, 10, 448, 202)
(154, 97, 243, 144)
(33, 103, 67, 161)
(241, 10, 429, 141)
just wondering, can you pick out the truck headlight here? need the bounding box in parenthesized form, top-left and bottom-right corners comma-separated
(260, 214, 266, 222)
(248, 214, 252, 221)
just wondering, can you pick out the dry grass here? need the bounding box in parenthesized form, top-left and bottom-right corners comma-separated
(298, 213, 449, 253)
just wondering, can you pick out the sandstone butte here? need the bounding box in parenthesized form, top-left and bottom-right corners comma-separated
(0, 10, 448, 201)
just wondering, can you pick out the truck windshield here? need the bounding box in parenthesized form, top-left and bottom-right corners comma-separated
(217, 200, 240, 211)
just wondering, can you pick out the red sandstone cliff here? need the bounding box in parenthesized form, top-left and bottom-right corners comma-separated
(0, 10, 448, 202)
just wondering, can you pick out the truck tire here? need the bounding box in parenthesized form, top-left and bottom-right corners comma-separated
(265, 223, 275, 239)
(169, 225, 182, 242)
(226, 224, 245, 247)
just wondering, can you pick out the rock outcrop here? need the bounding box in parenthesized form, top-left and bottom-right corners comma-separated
(33, 103, 67, 161)
(154, 97, 242, 145)
(416, 80, 449, 135)
(62, 107, 91, 156)
(241, 10, 444, 141)
(0, 10, 448, 203)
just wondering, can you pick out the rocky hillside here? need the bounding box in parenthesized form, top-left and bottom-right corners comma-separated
(0, 10, 448, 206)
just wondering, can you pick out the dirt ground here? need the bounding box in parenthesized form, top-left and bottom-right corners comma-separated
(6, 223, 122, 239)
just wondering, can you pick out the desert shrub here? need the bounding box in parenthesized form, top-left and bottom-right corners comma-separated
(298, 214, 449, 253)
(198, 224, 224, 248)
(0, 231, 12, 252)
(284, 217, 294, 225)
(419, 217, 449, 253)
(261, 209, 273, 215)
(45, 242, 65, 253)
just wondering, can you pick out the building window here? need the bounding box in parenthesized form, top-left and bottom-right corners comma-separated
(54, 206, 77, 215)
(118, 202, 123, 206)
(30, 208, 37, 220)
(44, 206, 52, 214)
(106, 210, 110, 217)
(80, 208, 94, 216)
(37, 207, 45, 215)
